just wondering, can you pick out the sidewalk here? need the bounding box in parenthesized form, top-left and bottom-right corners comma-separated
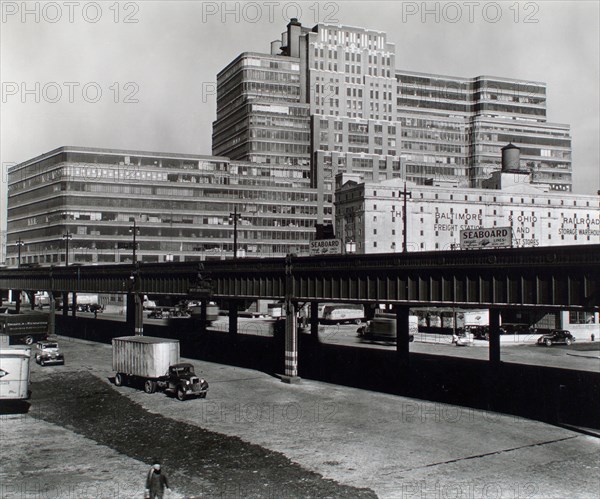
(2, 335, 599, 498)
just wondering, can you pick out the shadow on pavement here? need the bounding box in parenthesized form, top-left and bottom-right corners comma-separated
(56, 316, 600, 430)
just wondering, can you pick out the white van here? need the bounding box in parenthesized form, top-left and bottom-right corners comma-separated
(0, 346, 31, 400)
(320, 304, 365, 324)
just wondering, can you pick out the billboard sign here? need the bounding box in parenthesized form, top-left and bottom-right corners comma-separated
(309, 239, 341, 255)
(460, 227, 512, 249)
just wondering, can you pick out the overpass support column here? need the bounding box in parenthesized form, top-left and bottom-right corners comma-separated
(396, 306, 410, 372)
(489, 308, 501, 365)
(62, 292, 69, 317)
(228, 301, 238, 336)
(134, 293, 144, 336)
(200, 300, 208, 328)
(28, 291, 36, 310)
(48, 291, 55, 336)
(15, 291, 21, 313)
(71, 292, 77, 317)
(126, 293, 135, 331)
(282, 299, 300, 383)
(310, 302, 319, 339)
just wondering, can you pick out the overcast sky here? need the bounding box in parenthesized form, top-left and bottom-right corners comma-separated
(1, 0, 599, 232)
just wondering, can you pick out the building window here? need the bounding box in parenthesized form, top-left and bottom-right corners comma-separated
(373, 241, 377, 248)
(569, 311, 596, 324)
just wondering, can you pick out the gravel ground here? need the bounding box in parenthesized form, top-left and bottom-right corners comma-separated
(2, 335, 599, 499)
(22, 370, 375, 498)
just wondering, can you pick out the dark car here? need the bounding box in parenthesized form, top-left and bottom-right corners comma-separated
(469, 325, 489, 340)
(537, 329, 575, 347)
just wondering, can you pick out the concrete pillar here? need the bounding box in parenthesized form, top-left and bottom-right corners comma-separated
(134, 293, 144, 335)
(0, 292, 3, 307)
(489, 308, 501, 365)
(126, 293, 135, 330)
(396, 306, 410, 369)
(71, 292, 77, 318)
(62, 292, 69, 317)
(48, 291, 55, 336)
(29, 291, 36, 310)
(200, 300, 208, 326)
(15, 290, 21, 313)
(228, 301, 238, 336)
(283, 299, 300, 382)
(310, 302, 319, 339)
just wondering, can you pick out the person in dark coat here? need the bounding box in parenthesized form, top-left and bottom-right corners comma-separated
(145, 459, 170, 499)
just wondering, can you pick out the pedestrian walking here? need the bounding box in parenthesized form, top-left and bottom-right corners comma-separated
(145, 459, 170, 499)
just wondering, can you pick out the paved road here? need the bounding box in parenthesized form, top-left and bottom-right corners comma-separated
(2, 336, 599, 498)
(56, 312, 600, 372)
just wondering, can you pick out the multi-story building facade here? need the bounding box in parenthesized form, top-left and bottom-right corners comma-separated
(334, 147, 598, 336)
(397, 71, 572, 190)
(334, 146, 598, 255)
(5, 146, 319, 266)
(213, 19, 572, 224)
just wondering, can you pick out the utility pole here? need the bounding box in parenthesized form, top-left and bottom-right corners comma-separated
(62, 232, 72, 266)
(16, 238, 25, 268)
(400, 182, 412, 253)
(229, 207, 242, 259)
(129, 219, 140, 263)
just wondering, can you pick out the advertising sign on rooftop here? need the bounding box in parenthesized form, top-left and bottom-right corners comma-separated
(460, 227, 512, 250)
(309, 239, 341, 255)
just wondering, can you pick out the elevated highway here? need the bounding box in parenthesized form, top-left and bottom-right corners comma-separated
(1, 244, 599, 378)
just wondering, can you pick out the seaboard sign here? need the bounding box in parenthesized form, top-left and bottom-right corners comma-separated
(460, 227, 512, 249)
(309, 239, 341, 255)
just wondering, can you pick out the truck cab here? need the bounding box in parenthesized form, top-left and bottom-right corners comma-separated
(164, 363, 208, 401)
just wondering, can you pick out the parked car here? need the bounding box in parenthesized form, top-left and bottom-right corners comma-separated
(35, 341, 65, 366)
(469, 325, 489, 340)
(537, 329, 575, 347)
(148, 307, 184, 319)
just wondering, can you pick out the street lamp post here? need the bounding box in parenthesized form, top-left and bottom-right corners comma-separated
(229, 208, 242, 259)
(62, 232, 72, 266)
(15, 238, 25, 268)
(129, 219, 140, 263)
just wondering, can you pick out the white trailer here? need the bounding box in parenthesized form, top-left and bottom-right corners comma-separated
(0, 346, 31, 400)
(112, 336, 208, 401)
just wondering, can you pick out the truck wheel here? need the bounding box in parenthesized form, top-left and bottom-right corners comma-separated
(115, 373, 124, 386)
(24, 335, 34, 345)
(176, 388, 186, 401)
(144, 380, 157, 394)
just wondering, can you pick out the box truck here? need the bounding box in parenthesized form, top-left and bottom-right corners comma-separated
(0, 309, 49, 345)
(112, 336, 208, 401)
(0, 346, 31, 400)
